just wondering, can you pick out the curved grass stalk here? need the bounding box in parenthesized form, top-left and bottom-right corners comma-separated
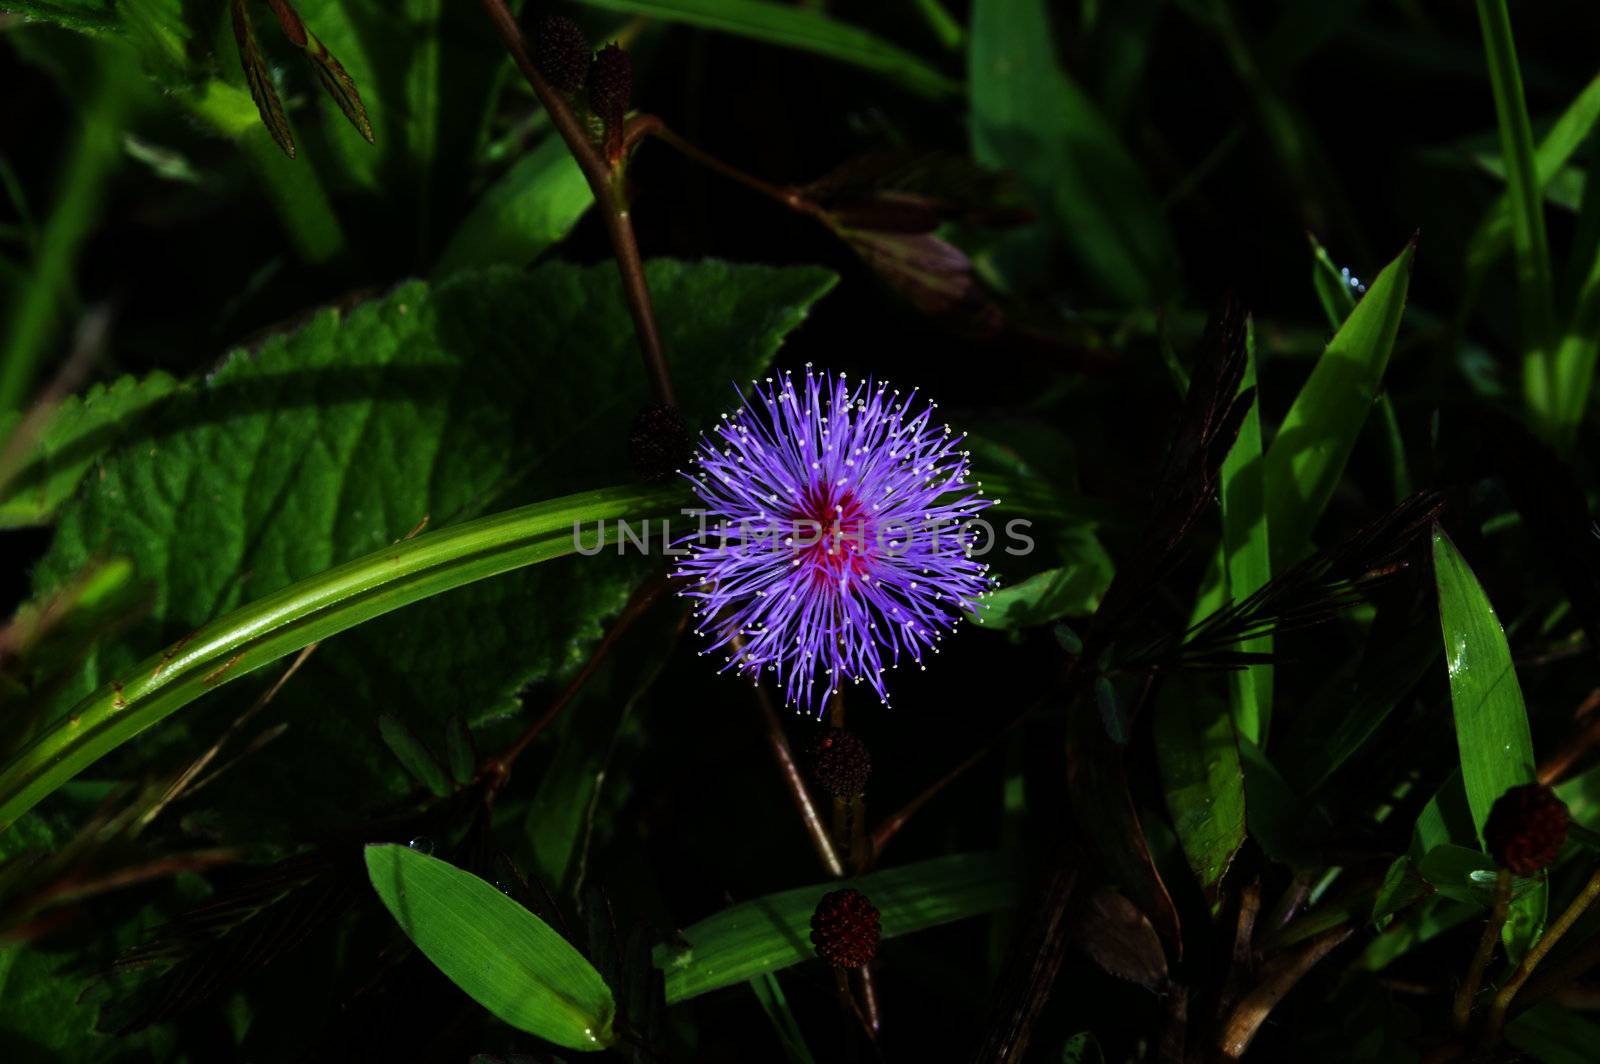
(0, 482, 691, 832)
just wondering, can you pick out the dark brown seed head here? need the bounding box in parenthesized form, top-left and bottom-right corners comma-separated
(809, 728, 871, 798)
(1484, 783, 1569, 875)
(628, 402, 692, 483)
(587, 42, 632, 129)
(533, 14, 590, 95)
(810, 888, 880, 968)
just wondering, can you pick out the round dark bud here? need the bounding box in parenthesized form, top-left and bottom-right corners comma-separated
(533, 14, 590, 95)
(587, 42, 632, 129)
(809, 727, 870, 798)
(810, 888, 880, 968)
(1484, 782, 1569, 875)
(628, 402, 692, 483)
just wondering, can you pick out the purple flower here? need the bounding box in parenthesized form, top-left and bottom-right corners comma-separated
(676, 366, 994, 713)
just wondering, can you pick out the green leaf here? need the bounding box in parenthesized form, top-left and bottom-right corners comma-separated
(749, 972, 816, 1064)
(0, 372, 178, 527)
(969, 0, 1177, 305)
(653, 853, 1014, 1002)
(1154, 690, 1245, 904)
(443, 715, 475, 787)
(1219, 316, 1271, 742)
(364, 843, 615, 1051)
(377, 714, 450, 797)
(7, 260, 836, 829)
(973, 564, 1106, 630)
(1474, 0, 1558, 429)
(1308, 233, 1360, 332)
(1508, 1003, 1600, 1064)
(567, 0, 960, 98)
(230, 0, 296, 159)
(1264, 237, 1414, 568)
(435, 135, 593, 277)
(1432, 526, 1543, 952)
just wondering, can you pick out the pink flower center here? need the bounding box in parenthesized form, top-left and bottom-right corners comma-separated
(793, 480, 875, 589)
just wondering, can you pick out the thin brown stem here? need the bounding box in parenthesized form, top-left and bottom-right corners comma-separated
(476, 0, 674, 407)
(1454, 867, 1512, 1029)
(481, 569, 669, 800)
(1487, 866, 1600, 1042)
(746, 666, 845, 878)
(1217, 926, 1352, 1061)
(638, 119, 820, 218)
(868, 699, 1036, 865)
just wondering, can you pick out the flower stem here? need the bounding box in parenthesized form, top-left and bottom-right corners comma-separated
(475, 0, 675, 407)
(743, 660, 844, 878)
(1453, 867, 1511, 1030)
(1487, 866, 1600, 1042)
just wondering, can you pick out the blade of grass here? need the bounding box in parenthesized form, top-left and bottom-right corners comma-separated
(0, 47, 132, 413)
(365, 844, 615, 1050)
(0, 482, 690, 833)
(1221, 317, 1271, 742)
(1264, 238, 1415, 568)
(567, 0, 960, 98)
(1463, 71, 1600, 318)
(653, 852, 1014, 1002)
(749, 972, 817, 1064)
(1549, 129, 1600, 449)
(1474, 0, 1557, 433)
(1432, 526, 1544, 955)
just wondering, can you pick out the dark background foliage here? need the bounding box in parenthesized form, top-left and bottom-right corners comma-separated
(3, 1, 1600, 1062)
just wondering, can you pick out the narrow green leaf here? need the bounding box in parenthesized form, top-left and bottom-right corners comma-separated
(749, 972, 816, 1064)
(364, 844, 615, 1051)
(1508, 1003, 1600, 1064)
(377, 714, 450, 797)
(1307, 232, 1360, 331)
(568, 0, 960, 98)
(1463, 71, 1600, 320)
(0, 481, 690, 832)
(1264, 237, 1414, 568)
(969, 0, 1177, 304)
(435, 135, 593, 277)
(1550, 128, 1600, 448)
(1154, 692, 1245, 903)
(653, 853, 1014, 1002)
(1474, 0, 1558, 426)
(1220, 317, 1271, 742)
(443, 715, 475, 787)
(1432, 526, 1543, 952)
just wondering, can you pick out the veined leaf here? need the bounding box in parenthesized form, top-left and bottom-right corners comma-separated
(365, 844, 615, 1051)
(231, 0, 296, 159)
(969, 0, 1177, 305)
(653, 853, 1014, 1002)
(1264, 237, 1414, 568)
(568, 0, 960, 98)
(9, 260, 836, 830)
(1432, 526, 1543, 953)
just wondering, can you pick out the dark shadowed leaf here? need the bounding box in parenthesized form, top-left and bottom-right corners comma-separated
(377, 715, 450, 798)
(1155, 689, 1244, 904)
(1070, 889, 1167, 992)
(231, 0, 296, 158)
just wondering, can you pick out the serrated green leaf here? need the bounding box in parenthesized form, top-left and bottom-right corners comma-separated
(969, 0, 1177, 305)
(653, 853, 1014, 1002)
(567, 0, 960, 98)
(0, 372, 178, 527)
(13, 260, 836, 827)
(365, 844, 615, 1051)
(1264, 238, 1414, 568)
(435, 135, 592, 277)
(1432, 526, 1543, 954)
